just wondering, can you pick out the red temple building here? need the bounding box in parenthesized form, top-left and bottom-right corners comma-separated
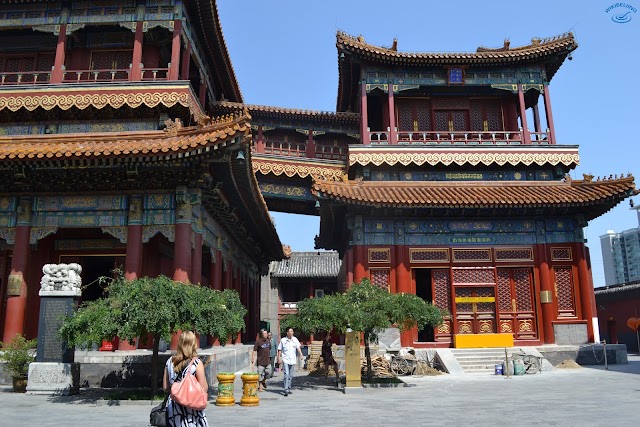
(0, 0, 284, 347)
(0, 1, 636, 351)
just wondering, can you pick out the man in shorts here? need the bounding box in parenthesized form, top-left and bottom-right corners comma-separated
(252, 329, 271, 391)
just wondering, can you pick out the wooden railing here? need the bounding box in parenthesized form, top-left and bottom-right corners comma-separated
(262, 141, 307, 157)
(0, 71, 51, 85)
(366, 129, 554, 145)
(141, 67, 170, 81)
(62, 68, 131, 83)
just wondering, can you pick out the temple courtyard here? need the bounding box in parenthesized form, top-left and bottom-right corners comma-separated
(2, 355, 637, 426)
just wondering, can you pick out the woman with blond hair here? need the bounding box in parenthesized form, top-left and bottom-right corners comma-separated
(163, 331, 209, 427)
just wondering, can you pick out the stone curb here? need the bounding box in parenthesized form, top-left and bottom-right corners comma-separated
(95, 399, 166, 406)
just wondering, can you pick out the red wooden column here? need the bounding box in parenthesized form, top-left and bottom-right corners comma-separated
(305, 130, 316, 158)
(256, 125, 265, 153)
(542, 84, 556, 144)
(517, 84, 530, 144)
(532, 104, 541, 134)
(191, 232, 203, 285)
(213, 249, 223, 290)
(360, 82, 369, 144)
(395, 245, 413, 346)
(173, 193, 192, 283)
(124, 195, 143, 280)
(180, 40, 191, 80)
(388, 86, 397, 144)
(168, 19, 182, 80)
(199, 77, 207, 106)
(50, 25, 67, 83)
(3, 198, 32, 342)
(576, 243, 596, 342)
(345, 248, 354, 287)
(129, 22, 144, 81)
(353, 246, 367, 283)
(536, 244, 555, 344)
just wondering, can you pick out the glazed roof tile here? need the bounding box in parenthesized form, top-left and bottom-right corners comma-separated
(0, 114, 249, 160)
(595, 280, 640, 298)
(271, 251, 341, 278)
(212, 101, 359, 124)
(313, 176, 637, 209)
(337, 31, 577, 66)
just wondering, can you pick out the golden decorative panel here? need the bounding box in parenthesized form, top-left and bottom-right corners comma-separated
(252, 159, 344, 181)
(519, 320, 533, 332)
(495, 247, 534, 262)
(479, 320, 493, 333)
(437, 321, 451, 334)
(551, 247, 572, 261)
(410, 248, 449, 263)
(500, 320, 513, 333)
(349, 151, 580, 167)
(368, 248, 390, 263)
(458, 321, 472, 334)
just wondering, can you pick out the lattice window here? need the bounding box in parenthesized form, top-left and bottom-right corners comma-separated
(455, 287, 472, 312)
(452, 111, 467, 131)
(434, 111, 448, 131)
(432, 98, 470, 109)
(495, 247, 533, 262)
(514, 269, 533, 311)
(452, 267, 495, 284)
(432, 269, 451, 311)
(452, 249, 492, 262)
(470, 101, 484, 131)
(551, 247, 572, 261)
(554, 267, 575, 315)
(3, 56, 35, 82)
(496, 269, 512, 312)
(476, 287, 495, 312)
(486, 101, 502, 131)
(417, 101, 431, 131)
(410, 249, 449, 263)
(91, 50, 132, 80)
(397, 101, 413, 131)
(368, 248, 390, 263)
(370, 269, 389, 291)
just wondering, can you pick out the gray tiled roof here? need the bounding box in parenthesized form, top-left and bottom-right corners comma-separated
(594, 280, 640, 298)
(272, 251, 341, 278)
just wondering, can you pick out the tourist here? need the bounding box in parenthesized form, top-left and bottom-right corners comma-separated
(277, 327, 304, 396)
(252, 329, 271, 391)
(163, 331, 209, 427)
(267, 331, 278, 378)
(321, 332, 340, 387)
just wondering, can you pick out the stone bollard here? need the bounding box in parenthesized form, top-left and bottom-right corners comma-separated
(215, 372, 236, 406)
(240, 372, 260, 406)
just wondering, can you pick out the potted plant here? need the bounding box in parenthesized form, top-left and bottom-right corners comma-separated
(0, 334, 37, 392)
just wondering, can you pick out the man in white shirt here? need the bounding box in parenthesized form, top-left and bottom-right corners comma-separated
(277, 327, 304, 396)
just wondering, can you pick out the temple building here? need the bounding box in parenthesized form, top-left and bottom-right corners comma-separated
(0, 0, 284, 347)
(0, 1, 636, 351)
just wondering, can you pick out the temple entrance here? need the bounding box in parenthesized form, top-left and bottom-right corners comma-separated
(415, 268, 434, 342)
(454, 287, 496, 334)
(495, 268, 537, 339)
(60, 255, 124, 304)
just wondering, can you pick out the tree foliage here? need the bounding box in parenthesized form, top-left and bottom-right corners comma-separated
(59, 275, 246, 394)
(282, 279, 446, 379)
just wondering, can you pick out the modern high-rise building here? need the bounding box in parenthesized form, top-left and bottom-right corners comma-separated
(600, 205, 640, 286)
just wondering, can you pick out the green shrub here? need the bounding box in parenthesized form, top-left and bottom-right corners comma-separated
(0, 334, 37, 378)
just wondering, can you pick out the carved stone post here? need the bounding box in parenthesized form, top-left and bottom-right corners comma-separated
(27, 264, 82, 395)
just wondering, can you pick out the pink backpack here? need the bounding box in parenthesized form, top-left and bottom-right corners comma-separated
(170, 358, 208, 410)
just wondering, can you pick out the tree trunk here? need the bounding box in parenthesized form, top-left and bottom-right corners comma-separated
(151, 333, 161, 397)
(364, 332, 372, 381)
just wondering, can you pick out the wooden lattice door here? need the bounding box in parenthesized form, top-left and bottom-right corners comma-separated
(431, 269, 452, 342)
(91, 50, 132, 80)
(496, 268, 537, 339)
(452, 267, 496, 335)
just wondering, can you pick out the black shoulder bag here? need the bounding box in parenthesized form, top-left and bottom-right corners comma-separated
(150, 393, 169, 427)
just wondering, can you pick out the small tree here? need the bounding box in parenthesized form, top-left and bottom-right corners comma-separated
(283, 279, 445, 379)
(59, 275, 246, 395)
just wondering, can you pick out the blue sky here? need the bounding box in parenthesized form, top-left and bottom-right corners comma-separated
(217, 1, 639, 287)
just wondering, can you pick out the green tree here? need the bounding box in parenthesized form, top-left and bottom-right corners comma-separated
(59, 275, 246, 395)
(283, 279, 445, 379)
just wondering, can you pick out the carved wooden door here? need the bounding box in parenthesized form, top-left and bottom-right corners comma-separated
(454, 286, 496, 334)
(496, 268, 537, 340)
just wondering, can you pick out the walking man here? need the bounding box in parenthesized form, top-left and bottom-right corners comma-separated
(252, 329, 271, 392)
(277, 327, 303, 396)
(267, 331, 277, 378)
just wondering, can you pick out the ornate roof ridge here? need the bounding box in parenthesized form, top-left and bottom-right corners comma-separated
(337, 30, 577, 59)
(212, 101, 359, 120)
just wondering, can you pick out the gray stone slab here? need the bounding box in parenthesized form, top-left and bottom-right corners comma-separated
(26, 362, 79, 395)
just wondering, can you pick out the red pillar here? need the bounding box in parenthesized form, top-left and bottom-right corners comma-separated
(180, 41, 191, 80)
(168, 19, 182, 80)
(517, 84, 530, 144)
(173, 223, 192, 284)
(577, 243, 595, 342)
(395, 245, 412, 346)
(124, 225, 142, 280)
(191, 233, 203, 285)
(305, 130, 316, 158)
(50, 25, 67, 83)
(345, 248, 354, 288)
(129, 21, 144, 81)
(536, 244, 556, 344)
(353, 246, 366, 283)
(388, 86, 397, 144)
(199, 77, 207, 106)
(542, 84, 556, 144)
(256, 126, 265, 153)
(3, 199, 31, 342)
(360, 82, 369, 144)
(213, 250, 223, 290)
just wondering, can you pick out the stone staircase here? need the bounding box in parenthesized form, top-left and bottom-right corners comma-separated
(449, 348, 520, 374)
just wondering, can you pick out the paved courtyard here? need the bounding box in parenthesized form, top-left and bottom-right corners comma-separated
(2, 355, 638, 426)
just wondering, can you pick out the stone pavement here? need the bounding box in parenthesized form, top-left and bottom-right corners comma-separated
(2, 356, 638, 427)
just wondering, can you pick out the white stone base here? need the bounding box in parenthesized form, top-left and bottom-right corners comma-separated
(26, 362, 80, 395)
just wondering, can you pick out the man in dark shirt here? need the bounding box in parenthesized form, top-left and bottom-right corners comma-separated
(252, 329, 271, 391)
(321, 332, 340, 387)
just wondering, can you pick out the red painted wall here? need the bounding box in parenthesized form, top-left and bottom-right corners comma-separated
(597, 294, 640, 352)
